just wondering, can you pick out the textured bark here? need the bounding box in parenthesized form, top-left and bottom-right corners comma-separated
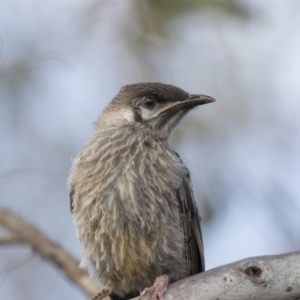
(134, 251, 300, 300)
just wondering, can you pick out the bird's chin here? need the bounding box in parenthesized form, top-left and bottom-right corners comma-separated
(150, 109, 189, 140)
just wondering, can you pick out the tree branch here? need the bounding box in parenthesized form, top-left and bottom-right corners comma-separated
(0, 208, 99, 297)
(133, 250, 300, 300)
(0, 235, 24, 245)
(1, 208, 299, 300)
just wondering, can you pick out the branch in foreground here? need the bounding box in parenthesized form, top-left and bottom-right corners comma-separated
(133, 250, 300, 300)
(0, 208, 99, 298)
(0, 235, 24, 245)
(1, 208, 299, 300)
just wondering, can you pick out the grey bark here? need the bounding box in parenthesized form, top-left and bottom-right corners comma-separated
(134, 251, 300, 300)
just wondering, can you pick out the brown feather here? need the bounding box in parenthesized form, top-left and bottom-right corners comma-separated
(70, 184, 74, 212)
(177, 175, 205, 274)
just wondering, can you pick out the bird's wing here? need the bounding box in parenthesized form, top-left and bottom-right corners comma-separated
(177, 173, 205, 275)
(70, 184, 74, 213)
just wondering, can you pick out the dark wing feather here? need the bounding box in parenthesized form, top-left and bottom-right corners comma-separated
(177, 173, 205, 275)
(70, 184, 75, 213)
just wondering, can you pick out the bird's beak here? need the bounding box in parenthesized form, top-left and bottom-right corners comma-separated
(161, 94, 216, 113)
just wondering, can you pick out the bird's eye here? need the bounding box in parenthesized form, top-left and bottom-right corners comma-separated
(142, 97, 156, 109)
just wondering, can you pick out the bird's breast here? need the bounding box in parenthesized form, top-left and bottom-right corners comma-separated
(70, 126, 188, 286)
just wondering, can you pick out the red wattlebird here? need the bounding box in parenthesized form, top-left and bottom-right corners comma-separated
(69, 82, 215, 300)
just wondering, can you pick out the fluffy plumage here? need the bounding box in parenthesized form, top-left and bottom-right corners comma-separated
(69, 82, 214, 299)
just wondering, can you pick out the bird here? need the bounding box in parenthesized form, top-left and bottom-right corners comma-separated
(69, 82, 215, 300)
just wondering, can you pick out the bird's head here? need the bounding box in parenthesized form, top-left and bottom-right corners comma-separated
(98, 82, 215, 139)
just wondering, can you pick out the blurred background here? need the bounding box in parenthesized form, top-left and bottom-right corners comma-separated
(1, 0, 300, 299)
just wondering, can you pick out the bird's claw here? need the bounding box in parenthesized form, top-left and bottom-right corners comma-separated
(139, 275, 169, 300)
(92, 289, 112, 300)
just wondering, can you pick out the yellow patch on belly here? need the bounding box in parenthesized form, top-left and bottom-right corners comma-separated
(110, 229, 153, 279)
